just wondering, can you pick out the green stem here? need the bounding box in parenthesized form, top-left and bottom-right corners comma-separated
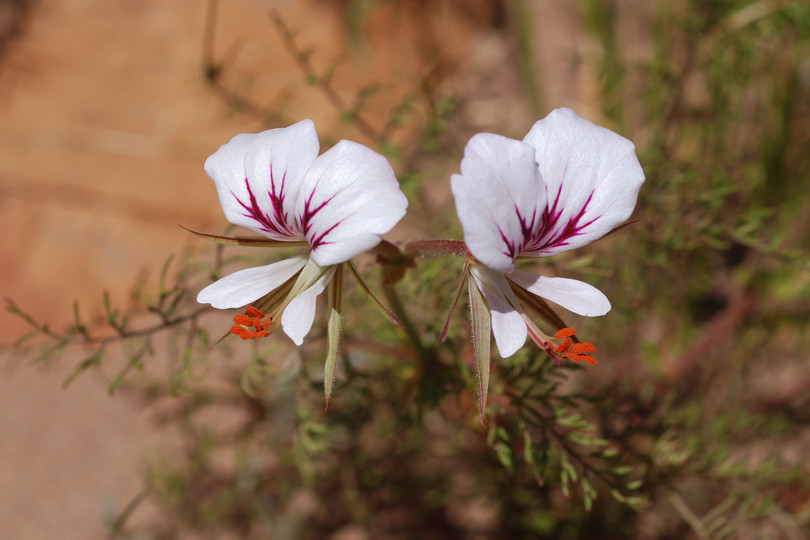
(382, 284, 431, 363)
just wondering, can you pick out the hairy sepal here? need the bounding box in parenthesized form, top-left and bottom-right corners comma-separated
(469, 277, 491, 425)
(181, 226, 308, 248)
(324, 264, 344, 409)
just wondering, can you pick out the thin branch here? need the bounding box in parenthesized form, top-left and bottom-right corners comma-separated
(7, 298, 212, 347)
(269, 9, 384, 143)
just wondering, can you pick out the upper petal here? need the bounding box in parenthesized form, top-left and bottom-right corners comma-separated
(295, 140, 408, 266)
(281, 265, 337, 345)
(508, 270, 611, 316)
(451, 133, 546, 273)
(520, 108, 645, 256)
(203, 119, 319, 241)
(470, 265, 527, 358)
(196, 255, 308, 309)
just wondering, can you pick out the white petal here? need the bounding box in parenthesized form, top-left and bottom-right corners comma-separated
(521, 108, 645, 256)
(281, 266, 337, 345)
(295, 140, 408, 266)
(509, 270, 611, 316)
(203, 119, 318, 240)
(470, 265, 527, 358)
(451, 133, 545, 273)
(196, 255, 308, 309)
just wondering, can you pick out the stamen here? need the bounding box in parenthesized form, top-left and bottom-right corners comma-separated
(563, 352, 598, 365)
(230, 305, 272, 340)
(231, 325, 252, 340)
(246, 306, 265, 318)
(555, 327, 577, 340)
(571, 342, 596, 354)
(554, 337, 573, 354)
(544, 327, 598, 366)
(233, 314, 253, 326)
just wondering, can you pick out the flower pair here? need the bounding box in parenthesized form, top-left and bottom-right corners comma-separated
(194, 109, 644, 410)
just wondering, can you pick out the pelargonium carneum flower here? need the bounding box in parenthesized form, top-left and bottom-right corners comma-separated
(193, 119, 408, 403)
(448, 108, 645, 417)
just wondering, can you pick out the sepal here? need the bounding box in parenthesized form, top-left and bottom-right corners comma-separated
(324, 264, 344, 408)
(182, 226, 308, 248)
(468, 275, 492, 425)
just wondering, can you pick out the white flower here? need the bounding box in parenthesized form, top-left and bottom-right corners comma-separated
(195, 119, 408, 402)
(449, 108, 644, 417)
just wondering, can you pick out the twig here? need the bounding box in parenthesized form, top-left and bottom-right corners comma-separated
(7, 297, 211, 346)
(269, 9, 384, 143)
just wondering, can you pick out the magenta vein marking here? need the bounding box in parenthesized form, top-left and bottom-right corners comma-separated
(232, 169, 295, 238)
(300, 190, 340, 249)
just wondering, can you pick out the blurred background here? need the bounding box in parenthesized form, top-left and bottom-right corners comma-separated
(1, 0, 808, 538)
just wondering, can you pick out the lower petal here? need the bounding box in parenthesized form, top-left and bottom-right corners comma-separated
(197, 255, 308, 309)
(281, 265, 337, 345)
(509, 270, 611, 316)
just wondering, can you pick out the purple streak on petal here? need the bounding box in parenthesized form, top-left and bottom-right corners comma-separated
(232, 166, 297, 238)
(299, 190, 340, 249)
(268, 164, 290, 230)
(495, 183, 600, 259)
(496, 206, 539, 260)
(525, 185, 599, 253)
(496, 223, 517, 259)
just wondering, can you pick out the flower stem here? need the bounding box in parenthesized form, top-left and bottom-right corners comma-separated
(402, 239, 470, 258)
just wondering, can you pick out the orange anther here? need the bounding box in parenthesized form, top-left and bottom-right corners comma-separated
(246, 306, 265, 318)
(555, 327, 577, 340)
(555, 337, 573, 354)
(233, 314, 253, 326)
(564, 353, 597, 365)
(571, 342, 596, 354)
(229, 308, 272, 340)
(231, 325, 252, 339)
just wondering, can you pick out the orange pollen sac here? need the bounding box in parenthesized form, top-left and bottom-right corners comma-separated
(544, 327, 598, 366)
(555, 327, 577, 340)
(233, 314, 253, 326)
(231, 306, 272, 340)
(246, 306, 265, 318)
